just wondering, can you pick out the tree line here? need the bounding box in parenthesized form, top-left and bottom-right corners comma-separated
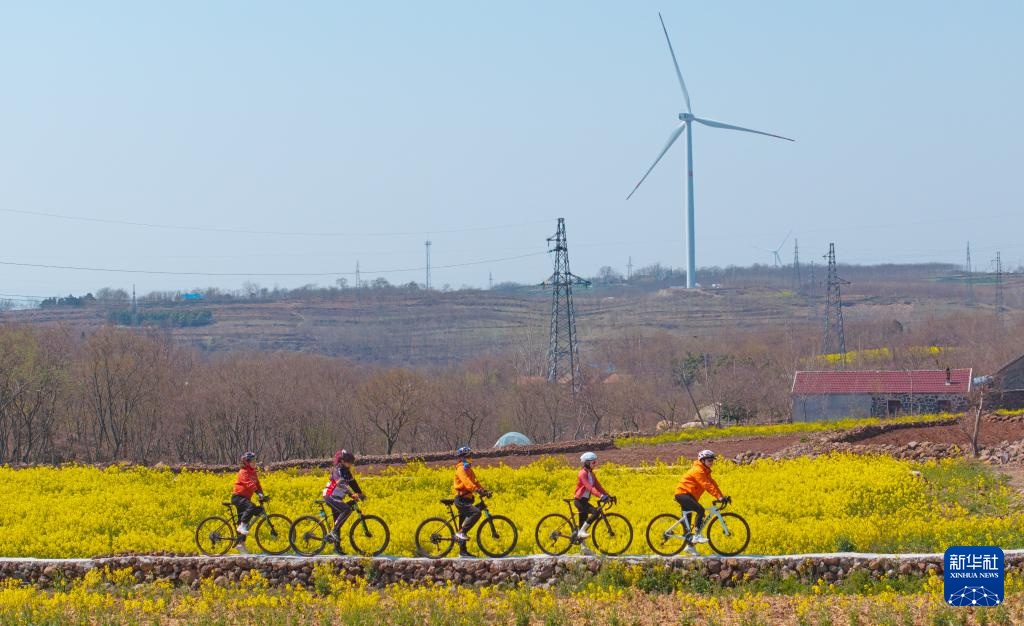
(0, 308, 1021, 465)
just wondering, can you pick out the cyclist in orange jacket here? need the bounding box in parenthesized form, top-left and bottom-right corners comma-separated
(675, 449, 728, 555)
(231, 451, 267, 554)
(452, 446, 491, 558)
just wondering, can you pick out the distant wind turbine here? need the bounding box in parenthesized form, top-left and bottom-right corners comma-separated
(627, 13, 794, 288)
(756, 230, 792, 267)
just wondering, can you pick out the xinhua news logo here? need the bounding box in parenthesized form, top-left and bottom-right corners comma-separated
(944, 546, 1004, 607)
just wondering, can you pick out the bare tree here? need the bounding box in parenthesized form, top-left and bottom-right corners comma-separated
(357, 368, 425, 454)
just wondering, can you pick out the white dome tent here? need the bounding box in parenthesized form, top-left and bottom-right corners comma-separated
(493, 432, 532, 448)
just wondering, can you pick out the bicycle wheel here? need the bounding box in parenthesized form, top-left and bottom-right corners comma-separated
(477, 514, 518, 558)
(415, 517, 456, 558)
(349, 515, 390, 556)
(706, 512, 751, 556)
(645, 513, 687, 556)
(253, 513, 293, 555)
(195, 516, 235, 556)
(534, 513, 575, 556)
(290, 515, 328, 556)
(591, 512, 633, 556)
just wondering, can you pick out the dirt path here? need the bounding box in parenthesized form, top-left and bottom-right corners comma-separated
(357, 434, 805, 474)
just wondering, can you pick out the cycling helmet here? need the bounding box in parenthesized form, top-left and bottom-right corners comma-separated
(697, 449, 716, 461)
(580, 452, 598, 465)
(240, 451, 256, 462)
(456, 446, 472, 458)
(333, 449, 355, 465)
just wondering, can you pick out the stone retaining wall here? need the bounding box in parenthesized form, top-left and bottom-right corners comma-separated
(4, 553, 1023, 590)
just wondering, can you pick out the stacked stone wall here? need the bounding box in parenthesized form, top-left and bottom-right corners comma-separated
(3, 553, 1023, 590)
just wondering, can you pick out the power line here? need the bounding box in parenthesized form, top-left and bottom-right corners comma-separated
(0, 208, 550, 238)
(0, 251, 548, 278)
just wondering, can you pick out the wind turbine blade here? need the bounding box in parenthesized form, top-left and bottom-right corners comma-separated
(627, 122, 687, 200)
(693, 117, 794, 141)
(775, 230, 792, 252)
(658, 12, 692, 114)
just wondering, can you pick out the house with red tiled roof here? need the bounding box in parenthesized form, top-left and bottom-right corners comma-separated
(791, 368, 972, 421)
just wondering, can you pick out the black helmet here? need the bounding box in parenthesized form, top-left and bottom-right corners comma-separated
(240, 451, 256, 462)
(456, 446, 472, 458)
(334, 449, 355, 464)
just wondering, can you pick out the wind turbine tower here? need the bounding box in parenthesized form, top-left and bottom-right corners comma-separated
(627, 13, 794, 288)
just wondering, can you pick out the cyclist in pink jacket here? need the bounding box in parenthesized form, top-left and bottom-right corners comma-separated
(574, 452, 612, 538)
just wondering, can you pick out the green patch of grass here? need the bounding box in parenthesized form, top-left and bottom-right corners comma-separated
(616, 413, 961, 448)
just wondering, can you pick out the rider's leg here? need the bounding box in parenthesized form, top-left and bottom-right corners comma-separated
(231, 495, 257, 537)
(574, 498, 597, 536)
(675, 494, 705, 534)
(326, 498, 353, 533)
(454, 495, 481, 535)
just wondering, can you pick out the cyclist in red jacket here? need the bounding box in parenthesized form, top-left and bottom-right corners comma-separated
(323, 449, 365, 547)
(231, 451, 267, 554)
(574, 452, 612, 539)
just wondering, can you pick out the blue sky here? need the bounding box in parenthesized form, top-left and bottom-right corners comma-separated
(0, 1, 1022, 298)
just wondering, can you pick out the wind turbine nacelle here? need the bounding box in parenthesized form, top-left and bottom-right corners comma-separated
(678, 113, 693, 122)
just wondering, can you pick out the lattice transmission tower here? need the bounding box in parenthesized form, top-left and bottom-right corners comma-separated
(543, 218, 590, 393)
(792, 238, 801, 292)
(996, 251, 1004, 321)
(823, 243, 849, 364)
(965, 241, 974, 306)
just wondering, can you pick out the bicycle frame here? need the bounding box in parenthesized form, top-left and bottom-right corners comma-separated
(661, 500, 731, 541)
(561, 498, 615, 536)
(313, 498, 367, 534)
(222, 498, 271, 529)
(441, 494, 494, 529)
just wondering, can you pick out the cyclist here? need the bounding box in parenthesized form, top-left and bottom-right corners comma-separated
(231, 451, 267, 554)
(574, 451, 612, 539)
(675, 449, 728, 556)
(323, 449, 366, 546)
(452, 446, 491, 558)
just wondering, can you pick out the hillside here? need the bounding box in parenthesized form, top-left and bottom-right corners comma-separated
(3, 262, 1013, 366)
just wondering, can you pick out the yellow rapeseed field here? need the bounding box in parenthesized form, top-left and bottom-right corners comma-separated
(0, 453, 1020, 558)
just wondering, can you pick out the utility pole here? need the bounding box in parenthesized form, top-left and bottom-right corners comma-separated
(131, 284, 138, 327)
(488, 272, 493, 290)
(996, 251, 1004, 321)
(823, 243, 848, 365)
(793, 239, 801, 292)
(966, 242, 974, 306)
(627, 256, 633, 282)
(543, 218, 590, 395)
(425, 241, 432, 290)
(355, 261, 361, 289)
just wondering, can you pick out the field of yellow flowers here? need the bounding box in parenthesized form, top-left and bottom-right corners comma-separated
(0, 563, 1021, 625)
(0, 453, 1021, 558)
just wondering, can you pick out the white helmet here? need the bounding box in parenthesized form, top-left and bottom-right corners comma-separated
(697, 449, 716, 461)
(580, 452, 598, 465)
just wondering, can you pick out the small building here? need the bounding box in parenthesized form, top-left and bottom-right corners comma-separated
(989, 355, 1024, 409)
(791, 368, 972, 422)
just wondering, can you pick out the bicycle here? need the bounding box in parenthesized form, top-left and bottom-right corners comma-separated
(535, 496, 633, 556)
(645, 497, 750, 557)
(414, 493, 518, 558)
(194, 495, 292, 556)
(289, 498, 390, 556)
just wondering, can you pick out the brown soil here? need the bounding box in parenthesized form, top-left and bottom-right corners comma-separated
(849, 417, 1024, 447)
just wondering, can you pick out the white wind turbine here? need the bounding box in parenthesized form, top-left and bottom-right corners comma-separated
(756, 230, 792, 267)
(627, 13, 794, 288)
